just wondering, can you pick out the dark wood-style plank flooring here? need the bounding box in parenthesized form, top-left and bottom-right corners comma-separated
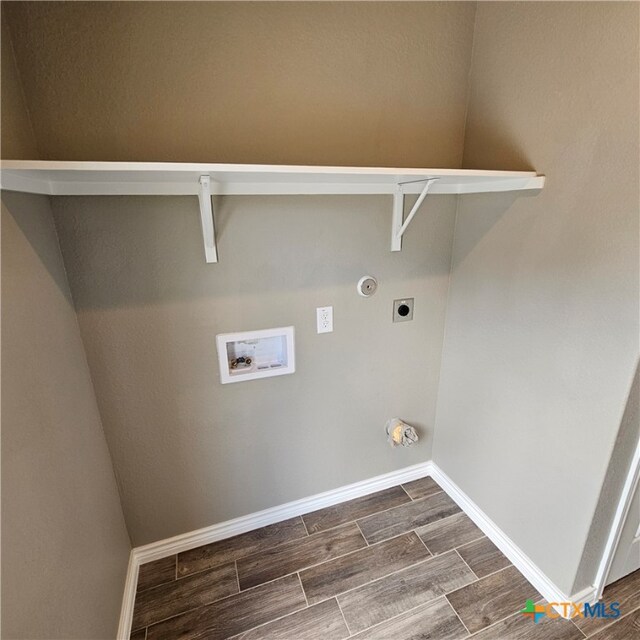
(131, 476, 640, 639)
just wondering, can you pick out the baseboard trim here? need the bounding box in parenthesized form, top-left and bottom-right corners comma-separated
(117, 459, 597, 637)
(117, 551, 139, 640)
(429, 462, 598, 616)
(117, 461, 432, 638)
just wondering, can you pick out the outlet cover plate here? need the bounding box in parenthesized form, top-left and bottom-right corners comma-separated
(317, 306, 333, 333)
(393, 298, 414, 322)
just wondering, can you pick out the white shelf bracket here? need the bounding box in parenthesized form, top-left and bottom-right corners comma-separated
(391, 178, 438, 252)
(198, 175, 218, 263)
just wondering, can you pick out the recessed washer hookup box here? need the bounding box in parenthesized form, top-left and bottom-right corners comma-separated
(216, 326, 295, 384)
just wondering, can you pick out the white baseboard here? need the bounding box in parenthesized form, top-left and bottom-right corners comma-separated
(117, 461, 432, 638)
(118, 459, 597, 637)
(117, 551, 139, 640)
(429, 462, 598, 616)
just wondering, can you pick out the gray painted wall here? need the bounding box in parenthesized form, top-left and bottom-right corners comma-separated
(52, 193, 456, 545)
(4, 0, 639, 606)
(4, 1, 476, 167)
(1, 14, 131, 639)
(434, 2, 639, 595)
(2, 1, 474, 546)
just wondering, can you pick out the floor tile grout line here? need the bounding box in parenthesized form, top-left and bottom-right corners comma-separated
(354, 520, 369, 546)
(300, 516, 311, 537)
(235, 567, 323, 595)
(136, 562, 180, 595)
(344, 597, 432, 638)
(176, 523, 309, 580)
(399, 483, 414, 500)
(299, 554, 437, 609)
(334, 486, 449, 533)
(359, 501, 464, 546)
(339, 552, 521, 639)
(220, 598, 311, 640)
(446, 571, 547, 638)
(462, 561, 516, 584)
(134, 602, 210, 635)
(370, 490, 444, 520)
(450, 533, 489, 554)
(414, 528, 434, 556)
(308, 547, 483, 616)
(568, 617, 588, 639)
(302, 484, 419, 535)
(455, 536, 490, 552)
(240, 528, 437, 594)
(582, 601, 640, 638)
(454, 548, 480, 582)
(346, 594, 465, 639)
(334, 596, 353, 637)
(421, 539, 434, 555)
(136, 578, 176, 596)
(412, 509, 471, 540)
(235, 498, 462, 592)
(469, 609, 525, 638)
(160, 559, 242, 586)
(297, 572, 310, 607)
(220, 590, 403, 640)
(239, 541, 476, 616)
(209, 579, 313, 640)
(131, 571, 251, 635)
(236, 521, 373, 587)
(232, 535, 432, 600)
(402, 488, 445, 503)
(295, 530, 435, 594)
(237, 542, 371, 591)
(142, 572, 312, 633)
(234, 560, 241, 593)
(458, 601, 546, 639)
(444, 594, 473, 637)
(441, 564, 532, 637)
(418, 529, 488, 562)
(134, 560, 240, 603)
(310, 491, 431, 537)
(176, 529, 317, 583)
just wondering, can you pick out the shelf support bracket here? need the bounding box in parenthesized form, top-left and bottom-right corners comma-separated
(198, 175, 218, 263)
(391, 178, 438, 252)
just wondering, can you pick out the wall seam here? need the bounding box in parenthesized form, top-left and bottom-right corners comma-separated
(431, 1, 478, 462)
(459, 0, 479, 170)
(430, 193, 461, 465)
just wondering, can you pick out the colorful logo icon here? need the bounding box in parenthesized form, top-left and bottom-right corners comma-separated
(521, 599, 621, 623)
(521, 599, 546, 623)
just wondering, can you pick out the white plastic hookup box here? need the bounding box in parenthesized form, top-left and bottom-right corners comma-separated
(216, 326, 295, 384)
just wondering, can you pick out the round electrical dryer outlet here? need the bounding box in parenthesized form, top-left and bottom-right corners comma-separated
(357, 276, 378, 297)
(393, 298, 414, 322)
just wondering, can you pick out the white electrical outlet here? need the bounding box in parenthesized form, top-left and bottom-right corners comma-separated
(316, 306, 333, 333)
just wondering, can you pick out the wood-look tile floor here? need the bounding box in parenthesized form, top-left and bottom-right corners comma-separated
(131, 476, 640, 640)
